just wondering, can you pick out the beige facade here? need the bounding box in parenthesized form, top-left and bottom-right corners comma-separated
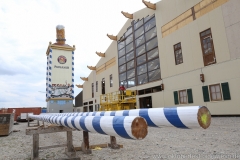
(78, 0, 240, 115)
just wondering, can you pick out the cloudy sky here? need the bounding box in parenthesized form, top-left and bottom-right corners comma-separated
(0, 0, 160, 108)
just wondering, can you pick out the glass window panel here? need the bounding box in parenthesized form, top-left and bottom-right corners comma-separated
(180, 92, 183, 96)
(216, 93, 221, 99)
(212, 93, 216, 100)
(145, 17, 156, 31)
(127, 69, 135, 79)
(126, 42, 133, 53)
(118, 41, 124, 50)
(126, 34, 133, 45)
(201, 32, 205, 37)
(118, 48, 125, 57)
(137, 54, 146, 65)
(148, 58, 160, 72)
(128, 78, 135, 88)
(134, 19, 143, 29)
(120, 80, 127, 87)
(119, 72, 126, 81)
(145, 27, 157, 41)
(210, 86, 215, 92)
(119, 64, 126, 73)
(135, 26, 144, 39)
(215, 85, 220, 92)
(178, 43, 181, 48)
(125, 27, 132, 37)
(119, 56, 126, 66)
(144, 14, 154, 23)
(135, 35, 145, 47)
(136, 44, 146, 56)
(138, 73, 148, 85)
(184, 97, 187, 103)
(206, 29, 211, 35)
(127, 60, 134, 70)
(137, 64, 147, 75)
(174, 44, 178, 49)
(147, 48, 158, 60)
(146, 37, 158, 51)
(148, 69, 161, 82)
(126, 51, 134, 62)
(180, 97, 183, 103)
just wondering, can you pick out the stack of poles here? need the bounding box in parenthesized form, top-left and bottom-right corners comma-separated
(29, 114, 148, 140)
(44, 106, 211, 129)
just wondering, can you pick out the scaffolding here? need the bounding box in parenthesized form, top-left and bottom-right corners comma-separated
(100, 90, 136, 111)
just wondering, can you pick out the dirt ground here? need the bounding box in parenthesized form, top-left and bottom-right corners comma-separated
(0, 117, 240, 160)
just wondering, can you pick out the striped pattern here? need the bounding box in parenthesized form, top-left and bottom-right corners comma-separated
(48, 49, 52, 99)
(47, 106, 204, 129)
(71, 51, 74, 99)
(46, 49, 52, 100)
(46, 56, 49, 99)
(29, 115, 144, 140)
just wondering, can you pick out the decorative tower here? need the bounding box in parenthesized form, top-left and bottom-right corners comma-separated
(46, 25, 75, 113)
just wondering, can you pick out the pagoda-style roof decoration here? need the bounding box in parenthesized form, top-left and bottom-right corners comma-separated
(76, 84, 83, 88)
(107, 34, 117, 41)
(87, 65, 96, 70)
(142, 0, 156, 10)
(80, 77, 88, 81)
(96, 51, 105, 57)
(121, 11, 133, 19)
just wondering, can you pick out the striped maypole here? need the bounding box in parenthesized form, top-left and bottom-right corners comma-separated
(47, 106, 211, 129)
(29, 115, 148, 140)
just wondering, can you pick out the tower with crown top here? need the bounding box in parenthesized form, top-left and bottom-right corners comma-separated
(46, 25, 75, 113)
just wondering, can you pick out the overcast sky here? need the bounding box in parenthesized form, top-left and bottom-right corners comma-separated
(0, 0, 161, 108)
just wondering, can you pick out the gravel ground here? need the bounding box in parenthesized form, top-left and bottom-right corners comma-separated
(0, 117, 240, 160)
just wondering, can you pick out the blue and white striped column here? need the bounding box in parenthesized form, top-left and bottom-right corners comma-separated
(48, 49, 52, 99)
(46, 56, 49, 99)
(47, 106, 211, 129)
(29, 115, 148, 140)
(71, 51, 74, 99)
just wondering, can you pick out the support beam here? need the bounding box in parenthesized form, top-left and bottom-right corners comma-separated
(32, 134, 39, 160)
(80, 77, 88, 81)
(76, 84, 83, 88)
(49, 106, 211, 129)
(29, 115, 148, 140)
(142, 0, 156, 10)
(107, 34, 117, 41)
(109, 136, 120, 149)
(96, 52, 105, 57)
(26, 125, 75, 135)
(87, 65, 96, 70)
(121, 11, 133, 19)
(82, 131, 92, 154)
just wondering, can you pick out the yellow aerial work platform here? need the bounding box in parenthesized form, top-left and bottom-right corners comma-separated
(100, 90, 136, 111)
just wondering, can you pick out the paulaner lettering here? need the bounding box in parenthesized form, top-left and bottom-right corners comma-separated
(54, 65, 69, 69)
